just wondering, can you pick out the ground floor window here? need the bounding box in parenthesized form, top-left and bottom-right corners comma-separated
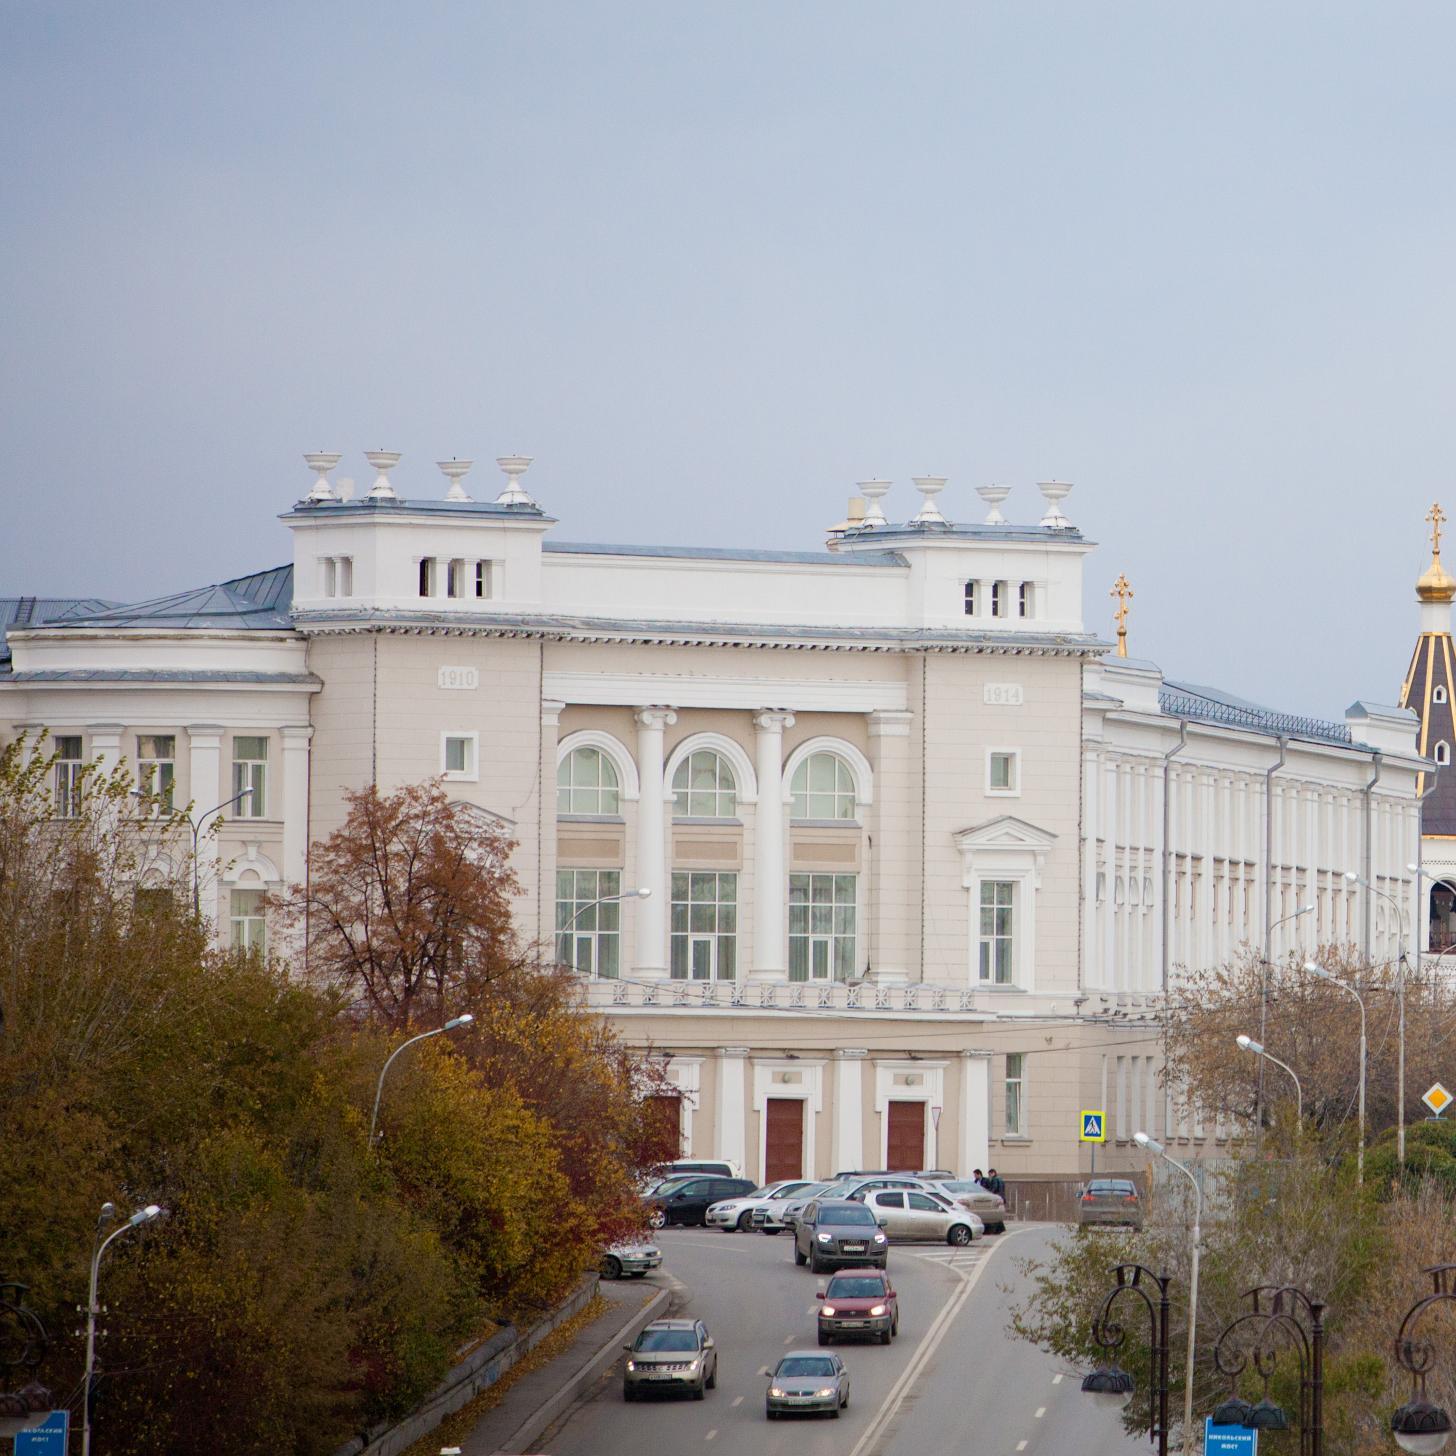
(1004, 1053, 1025, 1135)
(788, 873, 856, 980)
(230, 888, 267, 953)
(670, 871, 737, 980)
(556, 868, 622, 978)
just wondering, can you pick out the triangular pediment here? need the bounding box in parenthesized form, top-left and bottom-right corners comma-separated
(953, 814, 1058, 852)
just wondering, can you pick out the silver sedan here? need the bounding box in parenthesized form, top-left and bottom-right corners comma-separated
(765, 1350, 850, 1419)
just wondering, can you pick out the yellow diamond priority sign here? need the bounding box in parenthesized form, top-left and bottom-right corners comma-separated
(1423, 1083, 1452, 1118)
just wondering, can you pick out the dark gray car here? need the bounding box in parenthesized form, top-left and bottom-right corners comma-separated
(793, 1198, 889, 1273)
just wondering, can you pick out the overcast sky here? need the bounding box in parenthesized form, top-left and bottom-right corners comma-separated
(4, 3, 1453, 719)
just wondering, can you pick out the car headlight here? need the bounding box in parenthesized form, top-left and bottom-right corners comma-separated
(687, 1358, 700, 1370)
(770, 1387, 786, 1398)
(817, 1387, 836, 1397)
(869, 1304, 887, 1316)
(820, 1305, 836, 1316)
(625, 1360, 636, 1372)
(817, 1232, 832, 1243)
(874, 1232, 887, 1243)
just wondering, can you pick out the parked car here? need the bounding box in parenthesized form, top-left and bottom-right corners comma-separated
(600, 1239, 662, 1279)
(817, 1268, 899, 1345)
(622, 1319, 717, 1401)
(921, 1178, 1010, 1234)
(649, 1158, 743, 1181)
(1076, 1178, 1144, 1230)
(859, 1188, 981, 1245)
(706, 1180, 817, 1232)
(914, 1169, 958, 1180)
(645, 1176, 756, 1228)
(837, 1175, 935, 1202)
(794, 1198, 889, 1272)
(766, 1350, 850, 1419)
(754, 1181, 845, 1233)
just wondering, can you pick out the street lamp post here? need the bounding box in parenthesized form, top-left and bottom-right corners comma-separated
(1080, 1263, 1174, 1456)
(132, 784, 254, 917)
(1305, 961, 1367, 1184)
(82, 1202, 163, 1456)
(1349, 869, 1411, 1160)
(556, 887, 652, 975)
(1135, 1132, 1202, 1456)
(1236, 1035, 1302, 1126)
(1258, 904, 1314, 1145)
(1392, 1262, 1456, 1454)
(368, 1014, 475, 1149)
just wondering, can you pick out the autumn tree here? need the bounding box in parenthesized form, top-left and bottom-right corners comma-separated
(278, 781, 524, 1026)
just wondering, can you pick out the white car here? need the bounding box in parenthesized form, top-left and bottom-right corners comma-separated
(755, 1182, 852, 1233)
(601, 1239, 663, 1279)
(704, 1180, 818, 1232)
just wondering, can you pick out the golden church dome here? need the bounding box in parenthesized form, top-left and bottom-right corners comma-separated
(1418, 502, 1456, 603)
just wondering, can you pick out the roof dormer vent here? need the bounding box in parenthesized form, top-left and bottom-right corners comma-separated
(438, 458, 474, 502)
(909, 476, 948, 526)
(495, 455, 536, 507)
(302, 452, 342, 502)
(1037, 480, 1074, 529)
(858, 480, 890, 528)
(976, 484, 1010, 524)
(365, 451, 401, 500)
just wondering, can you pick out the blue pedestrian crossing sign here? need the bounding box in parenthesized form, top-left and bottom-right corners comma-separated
(1080, 1110, 1106, 1143)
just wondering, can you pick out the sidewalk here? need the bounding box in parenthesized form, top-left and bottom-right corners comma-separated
(454, 1275, 670, 1456)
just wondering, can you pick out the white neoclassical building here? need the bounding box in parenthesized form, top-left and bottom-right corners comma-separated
(0, 455, 1428, 1182)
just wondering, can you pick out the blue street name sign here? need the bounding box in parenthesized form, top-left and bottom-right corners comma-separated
(1204, 1417, 1257, 1455)
(16, 1410, 69, 1456)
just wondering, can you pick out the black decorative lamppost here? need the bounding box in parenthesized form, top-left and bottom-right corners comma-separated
(0, 1281, 52, 1438)
(1080, 1263, 1173, 1456)
(1211, 1284, 1326, 1456)
(1391, 1263, 1456, 1454)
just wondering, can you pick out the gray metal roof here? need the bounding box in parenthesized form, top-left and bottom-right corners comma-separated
(0, 596, 120, 667)
(1160, 678, 1352, 746)
(544, 541, 907, 567)
(30, 565, 296, 634)
(5, 669, 320, 686)
(281, 498, 554, 522)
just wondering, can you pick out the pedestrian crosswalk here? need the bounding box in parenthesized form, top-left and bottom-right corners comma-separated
(900, 1242, 993, 1274)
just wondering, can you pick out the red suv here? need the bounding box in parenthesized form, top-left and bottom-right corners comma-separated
(817, 1269, 899, 1345)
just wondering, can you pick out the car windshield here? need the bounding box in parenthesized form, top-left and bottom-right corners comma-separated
(819, 1204, 876, 1226)
(635, 1329, 700, 1352)
(826, 1276, 886, 1298)
(769, 1184, 805, 1200)
(938, 1180, 989, 1195)
(792, 1183, 839, 1201)
(650, 1178, 693, 1196)
(779, 1357, 836, 1377)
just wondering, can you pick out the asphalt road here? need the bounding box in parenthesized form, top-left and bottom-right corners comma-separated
(540, 1223, 1140, 1456)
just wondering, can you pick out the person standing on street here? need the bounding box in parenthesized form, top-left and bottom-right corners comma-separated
(984, 1168, 1006, 1197)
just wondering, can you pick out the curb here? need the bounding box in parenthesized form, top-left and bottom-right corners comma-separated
(491, 1284, 671, 1455)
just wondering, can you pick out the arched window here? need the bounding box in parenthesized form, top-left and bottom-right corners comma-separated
(558, 746, 620, 815)
(790, 752, 857, 821)
(1436, 685, 1449, 706)
(672, 749, 737, 818)
(1438, 741, 1452, 767)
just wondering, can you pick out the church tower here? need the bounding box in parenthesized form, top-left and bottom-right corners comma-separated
(1400, 503, 1456, 948)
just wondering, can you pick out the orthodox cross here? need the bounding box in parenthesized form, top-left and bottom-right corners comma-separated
(1429, 501, 1447, 559)
(1110, 574, 1133, 658)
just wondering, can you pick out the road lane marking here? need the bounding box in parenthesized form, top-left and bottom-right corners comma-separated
(847, 1227, 1028, 1456)
(705, 1429, 717, 1441)
(784, 1334, 795, 1344)
(1035, 1407, 1046, 1418)
(731, 1396, 743, 1407)
(1052, 1373, 1063, 1385)
(1017, 1442, 1028, 1451)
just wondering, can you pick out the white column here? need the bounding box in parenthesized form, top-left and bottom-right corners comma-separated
(280, 725, 312, 888)
(716, 1046, 749, 1176)
(540, 700, 565, 947)
(87, 722, 125, 778)
(959, 1051, 991, 1178)
(752, 710, 795, 977)
(868, 709, 913, 983)
(634, 707, 677, 976)
(186, 725, 225, 923)
(833, 1048, 867, 1175)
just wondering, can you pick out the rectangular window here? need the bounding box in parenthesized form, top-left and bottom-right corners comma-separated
(788, 873, 857, 981)
(987, 751, 1018, 794)
(977, 880, 1015, 984)
(418, 557, 436, 597)
(338, 556, 353, 596)
(137, 734, 176, 813)
(963, 581, 977, 616)
(475, 560, 492, 598)
(321, 557, 337, 597)
(670, 872, 737, 980)
(442, 732, 478, 781)
(1018, 581, 1031, 618)
(53, 735, 84, 818)
(556, 868, 622, 978)
(447, 559, 466, 598)
(991, 581, 1006, 618)
(231, 736, 268, 817)
(230, 888, 267, 954)
(1005, 1053, 1025, 1135)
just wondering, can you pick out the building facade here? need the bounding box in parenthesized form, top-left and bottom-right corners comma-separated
(0, 456, 1427, 1180)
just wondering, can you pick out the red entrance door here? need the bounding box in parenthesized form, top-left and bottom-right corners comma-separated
(885, 1101, 925, 1172)
(764, 1098, 805, 1182)
(645, 1094, 683, 1160)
